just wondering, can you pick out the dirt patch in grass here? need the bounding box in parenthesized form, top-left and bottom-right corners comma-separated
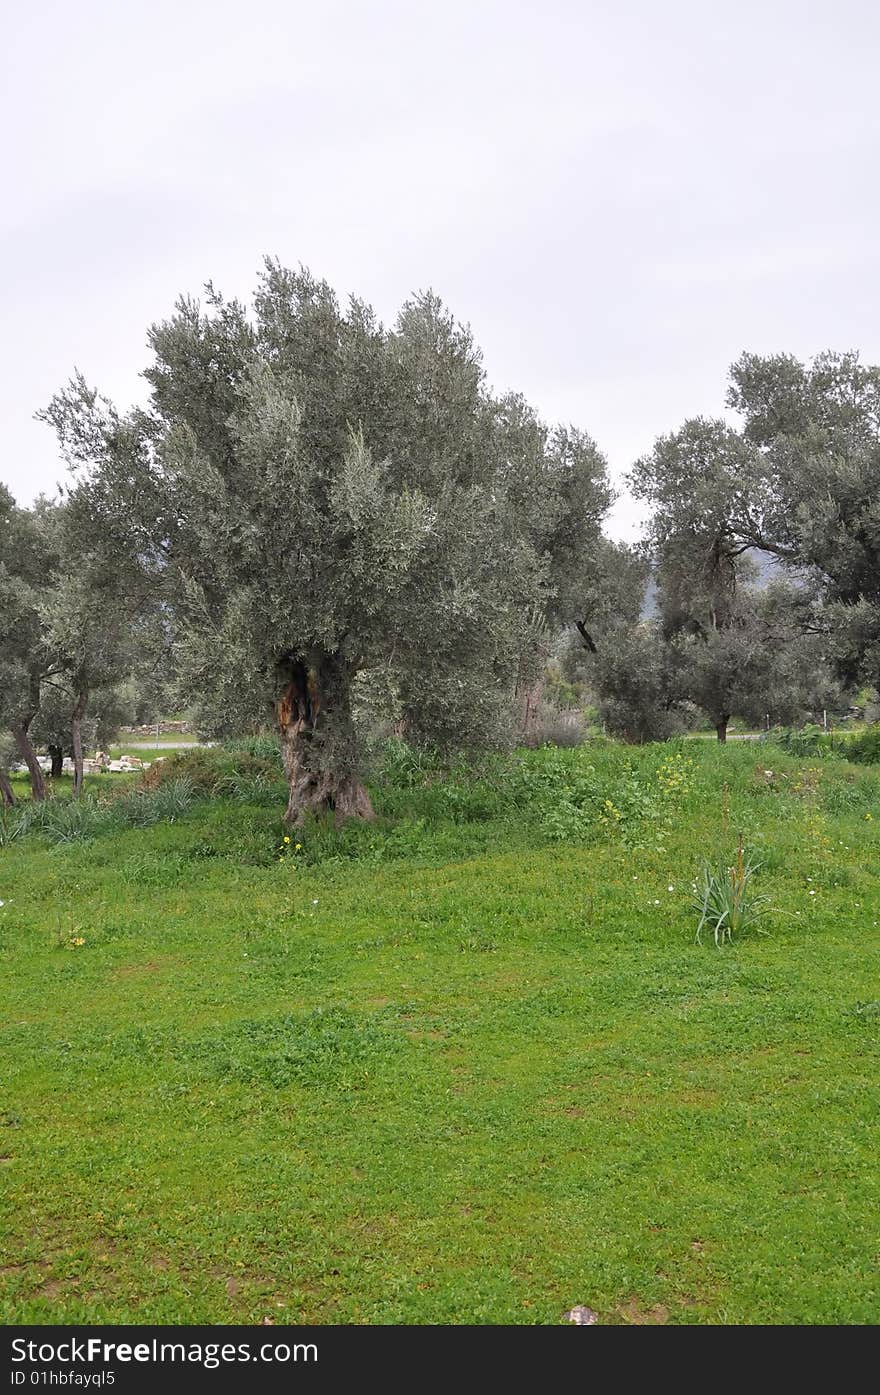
(617, 1297, 669, 1325)
(112, 958, 178, 979)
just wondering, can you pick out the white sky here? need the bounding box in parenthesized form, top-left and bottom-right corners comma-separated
(2, 0, 878, 539)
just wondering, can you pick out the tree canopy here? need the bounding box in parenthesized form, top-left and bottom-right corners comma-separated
(44, 261, 612, 820)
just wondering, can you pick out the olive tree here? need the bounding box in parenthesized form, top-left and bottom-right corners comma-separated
(30, 680, 131, 779)
(0, 489, 62, 799)
(45, 262, 611, 822)
(630, 416, 841, 738)
(727, 350, 880, 689)
(589, 621, 688, 743)
(39, 567, 133, 794)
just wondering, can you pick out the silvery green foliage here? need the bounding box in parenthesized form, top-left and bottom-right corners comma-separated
(630, 418, 762, 638)
(39, 567, 131, 701)
(30, 680, 131, 758)
(590, 623, 690, 743)
(350, 666, 404, 750)
(629, 418, 836, 736)
(0, 489, 63, 793)
(677, 585, 839, 733)
(45, 262, 611, 812)
(0, 479, 159, 795)
(727, 350, 880, 688)
(28, 680, 96, 763)
(565, 538, 651, 668)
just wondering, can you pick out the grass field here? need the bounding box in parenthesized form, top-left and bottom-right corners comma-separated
(1, 739, 879, 1324)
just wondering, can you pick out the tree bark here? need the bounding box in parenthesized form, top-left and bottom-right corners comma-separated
(716, 718, 729, 743)
(14, 723, 46, 800)
(517, 674, 545, 741)
(72, 688, 88, 796)
(274, 653, 375, 826)
(48, 745, 64, 779)
(0, 769, 15, 808)
(13, 669, 46, 800)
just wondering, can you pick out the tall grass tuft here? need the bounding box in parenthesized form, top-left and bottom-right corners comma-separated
(693, 834, 769, 946)
(113, 777, 197, 827)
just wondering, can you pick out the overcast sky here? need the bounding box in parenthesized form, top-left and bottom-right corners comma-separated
(3, 0, 878, 537)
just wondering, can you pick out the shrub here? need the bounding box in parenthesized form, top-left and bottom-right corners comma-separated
(846, 725, 880, 764)
(521, 705, 586, 749)
(220, 734, 283, 765)
(771, 725, 836, 758)
(139, 748, 226, 794)
(140, 744, 283, 796)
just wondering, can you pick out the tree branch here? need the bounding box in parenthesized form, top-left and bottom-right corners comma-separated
(575, 620, 597, 653)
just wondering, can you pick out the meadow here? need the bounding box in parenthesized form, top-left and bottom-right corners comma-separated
(1, 738, 878, 1325)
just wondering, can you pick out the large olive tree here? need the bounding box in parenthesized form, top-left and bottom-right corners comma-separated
(45, 262, 610, 823)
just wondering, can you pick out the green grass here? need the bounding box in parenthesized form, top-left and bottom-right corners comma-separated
(8, 771, 133, 804)
(1, 740, 879, 1324)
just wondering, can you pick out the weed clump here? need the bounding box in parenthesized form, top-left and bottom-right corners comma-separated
(693, 834, 769, 946)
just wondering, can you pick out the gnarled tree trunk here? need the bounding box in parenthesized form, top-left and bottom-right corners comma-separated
(48, 745, 64, 779)
(275, 652, 375, 826)
(14, 724, 45, 800)
(0, 769, 15, 808)
(716, 717, 729, 743)
(516, 674, 545, 742)
(72, 688, 88, 796)
(14, 671, 46, 801)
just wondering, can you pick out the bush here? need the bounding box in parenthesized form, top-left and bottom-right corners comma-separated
(1, 743, 288, 847)
(846, 725, 880, 764)
(770, 723, 880, 763)
(139, 748, 227, 794)
(220, 734, 283, 764)
(0, 780, 201, 844)
(212, 772, 285, 805)
(521, 705, 586, 749)
(140, 744, 283, 795)
(771, 725, 836, 757)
